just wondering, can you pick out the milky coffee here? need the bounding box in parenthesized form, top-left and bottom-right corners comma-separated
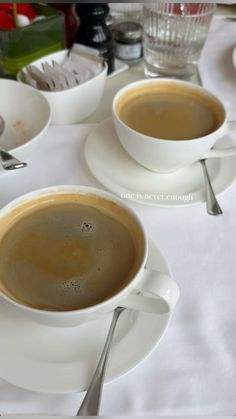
(116, 82, 224, 140)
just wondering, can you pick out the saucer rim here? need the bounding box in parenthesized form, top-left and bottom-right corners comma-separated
(0, 238, 172, 394)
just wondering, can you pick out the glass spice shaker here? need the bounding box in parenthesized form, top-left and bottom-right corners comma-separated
(113, 21, 142, 63)
(75, 3, 114, 74)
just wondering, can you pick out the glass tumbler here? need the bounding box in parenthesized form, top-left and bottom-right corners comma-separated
(142, 3, 216, 78)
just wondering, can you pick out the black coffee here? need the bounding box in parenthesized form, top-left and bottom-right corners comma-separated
(0, 194, 143, 311)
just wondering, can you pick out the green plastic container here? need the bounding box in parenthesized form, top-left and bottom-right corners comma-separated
(0, 4, 66, 78)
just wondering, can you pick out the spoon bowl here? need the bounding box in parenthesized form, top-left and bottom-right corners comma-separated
(0, 116, 27, 170)
(0, 115, 4, 136)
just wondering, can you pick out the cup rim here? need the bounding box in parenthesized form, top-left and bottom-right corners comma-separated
(0, 185, 147, 317)
(112, 78, 226, 143)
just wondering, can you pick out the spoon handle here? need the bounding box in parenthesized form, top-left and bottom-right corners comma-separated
(200, 159, 223, 215)
(77, 307, 124, 416)
(0, 148, 27, 170)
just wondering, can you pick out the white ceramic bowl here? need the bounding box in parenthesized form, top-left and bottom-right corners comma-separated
(17, 50, 108, 125)
(0, 79, 51, 162)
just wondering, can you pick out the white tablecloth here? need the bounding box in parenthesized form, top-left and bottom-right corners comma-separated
(199, 15, 236, 121)
(0, 15, 236, 417)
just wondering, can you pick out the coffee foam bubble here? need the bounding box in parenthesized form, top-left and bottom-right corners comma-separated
(62, 278, 83, 293)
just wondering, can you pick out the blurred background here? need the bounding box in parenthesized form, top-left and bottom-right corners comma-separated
(0, 2, 235, 78)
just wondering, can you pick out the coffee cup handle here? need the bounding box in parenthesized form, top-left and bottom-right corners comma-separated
(203, 121, 236, 159)
(120, 269, 179, 314)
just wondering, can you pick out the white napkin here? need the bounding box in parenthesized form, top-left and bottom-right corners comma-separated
(0, 122, 236, 415)
(198, 15, 236, 120)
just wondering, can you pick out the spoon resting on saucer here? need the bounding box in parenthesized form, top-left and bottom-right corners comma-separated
(77, 307, 125, 416)
(0, 116, 27, 170)
(200, 159, 223, 215)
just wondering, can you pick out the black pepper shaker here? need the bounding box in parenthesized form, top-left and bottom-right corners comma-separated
(75, 3, 114, 74)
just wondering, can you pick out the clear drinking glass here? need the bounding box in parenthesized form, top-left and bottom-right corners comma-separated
(109, 3, 143, 25)
(142, 3, 216, 78)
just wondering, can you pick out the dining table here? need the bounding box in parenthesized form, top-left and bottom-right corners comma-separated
(0, 3, 236, 417)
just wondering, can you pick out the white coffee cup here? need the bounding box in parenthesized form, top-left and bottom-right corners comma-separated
(113, 78, 236, 173)
(0, 185, 179, 327)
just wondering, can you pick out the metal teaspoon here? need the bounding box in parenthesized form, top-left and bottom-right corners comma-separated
(200, 159, 223, 215)
(77, 307, 125, 416)
(0, 116, 27, 170)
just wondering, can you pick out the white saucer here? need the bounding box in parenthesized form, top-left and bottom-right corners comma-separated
(0, 239, 171, 394)
(85, 118, 236, 207)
